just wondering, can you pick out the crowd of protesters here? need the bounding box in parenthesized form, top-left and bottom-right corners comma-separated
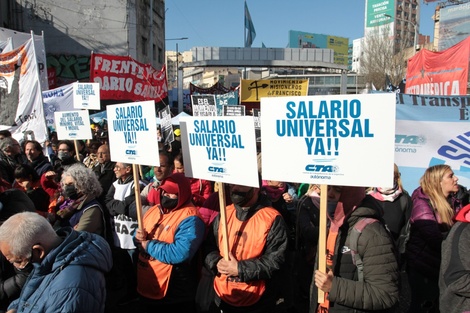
(0, 126, 468, 313)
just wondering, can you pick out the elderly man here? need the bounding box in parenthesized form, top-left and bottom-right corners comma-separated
(105, 162, 145, 306)
(204, 181, 288, 313)
(24, 140, 53, 177)
(92, 144, 116, 203)
(0, 212, 112, 313)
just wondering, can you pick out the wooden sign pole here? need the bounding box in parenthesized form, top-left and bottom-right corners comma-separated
(318, 184, 328, 302)
(132, 164, 144, 230)
(217, 181, 230, 261)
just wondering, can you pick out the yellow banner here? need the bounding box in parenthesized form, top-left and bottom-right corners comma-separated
(241, 79, 309, 102)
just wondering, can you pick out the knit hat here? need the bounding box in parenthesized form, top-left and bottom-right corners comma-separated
(160, 180, 179, 195)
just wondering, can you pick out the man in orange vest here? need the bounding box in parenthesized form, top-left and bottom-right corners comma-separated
(204, 182, 288, 313)
(135, 173, 205, 312)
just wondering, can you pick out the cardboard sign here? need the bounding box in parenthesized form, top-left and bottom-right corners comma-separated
(191, 95, 217, 116)
(261, 93, 396, 187)
(73, 82, 101, 110)
(223, 105, 245, 116)
(54, 110, 92, 140)
(158, 106, 174, 145)
(107, 101, 159, 165)
(180, 116, 259, 187)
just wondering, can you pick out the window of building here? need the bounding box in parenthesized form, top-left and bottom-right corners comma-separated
(142, 36, 148, 56)
(158, 48, 163, 63)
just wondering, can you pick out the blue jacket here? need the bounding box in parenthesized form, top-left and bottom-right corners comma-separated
(8, 228, 112, 313)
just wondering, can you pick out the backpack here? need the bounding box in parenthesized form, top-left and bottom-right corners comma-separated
(349, 216, 399, 281)
(349, 217, 379, 282)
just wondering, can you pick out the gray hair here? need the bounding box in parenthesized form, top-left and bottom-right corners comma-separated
(0, 137, 18, 151)
(61, 163, 103, 198)
(0, 212, 58, 258)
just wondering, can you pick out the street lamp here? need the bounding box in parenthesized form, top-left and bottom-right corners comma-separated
(384, 14, 418, 50)
(166, 37, 188, 113)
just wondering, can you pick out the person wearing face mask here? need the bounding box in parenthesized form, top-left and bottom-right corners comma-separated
(134, 173, 205, 312)
(0, 212, 112, 313)
(56, 164, 106, 236)
(203, 180, 288, 313)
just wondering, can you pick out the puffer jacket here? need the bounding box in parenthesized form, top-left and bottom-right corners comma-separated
(439, 204, 470, 313)
(8, 228, 112, 313)
(310, 196, 399, 313)
(406, 187, 449, 279)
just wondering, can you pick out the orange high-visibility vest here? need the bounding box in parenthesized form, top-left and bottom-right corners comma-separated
(214, 204, 280, 307)
(137, 204, 200, 299)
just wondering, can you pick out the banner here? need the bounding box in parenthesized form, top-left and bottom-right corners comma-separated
(405, 36, 470, 95)
(0, 27, 48, 91)
(395, 93, 470, 193)
(90, 53, 167, 102)
(0, 39, 48, 144)
(261, 93, 396, 187)
(439, 5, 470, 51)
(241, 79, 309, 102)
(42, 83, 75, 130)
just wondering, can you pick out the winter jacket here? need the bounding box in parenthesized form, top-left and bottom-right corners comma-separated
(8, 228, 112, 313)
(137, 173, 205, 303)
(204, 193, 288, 310)
(28, 154, 53, 177)
(0, 255, 31, 311)
(439, 204, 470, 313)
(406, 187, 450, 279)
(92, 161, 116, 204)
(310, 195, 399, 313)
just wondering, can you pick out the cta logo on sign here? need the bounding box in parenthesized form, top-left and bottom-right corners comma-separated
(208, 163, 228, 179)
(304, 159, 340, 180)
(125, 146, 138, 159)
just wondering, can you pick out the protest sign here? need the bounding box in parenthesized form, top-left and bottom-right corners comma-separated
(179, 116, 258, 187)
(191, 95, 217, 117)
(54, 110, 92, 140)
(158, 105, 174, 145)
(261, 93, 396, 187)
(223, 105, 245, 116)
(73, 82, 100, 110)
(106, 101, 159, 165)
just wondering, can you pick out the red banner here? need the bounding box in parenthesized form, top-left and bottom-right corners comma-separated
(405, 36, 470, 95)
(90, 53, 167, 102)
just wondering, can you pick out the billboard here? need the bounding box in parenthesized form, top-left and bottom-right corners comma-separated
(288, 31, 348, 65)
(439, 3, 470, 51)
(365, 0, 395, 28)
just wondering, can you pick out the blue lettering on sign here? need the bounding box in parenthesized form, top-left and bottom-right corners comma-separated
(305, 164, 334, 173)
(208, 166, 226, 173)
(125, 150, 137, 155)
(68, 133, 77, 136)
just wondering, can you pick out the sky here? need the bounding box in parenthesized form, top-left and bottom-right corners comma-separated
(165, 0, 438, 52)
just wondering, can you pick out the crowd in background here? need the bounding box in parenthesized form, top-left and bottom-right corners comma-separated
(0, 125, 468, 313)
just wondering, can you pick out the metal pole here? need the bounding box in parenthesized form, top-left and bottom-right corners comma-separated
(177, 43, 184, 113)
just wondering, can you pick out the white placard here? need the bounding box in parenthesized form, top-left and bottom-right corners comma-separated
(106, 101, 159, 166)
(261, 93, 396, 187)
(73, 82, 101, 110)
(180, 116, 259, 187)
(54, 110, 92, 140)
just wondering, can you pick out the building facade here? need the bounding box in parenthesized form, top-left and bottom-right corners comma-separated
(0, 0, 165, 88)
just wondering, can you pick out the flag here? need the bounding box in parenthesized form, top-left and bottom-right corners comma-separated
(244, 1, 256, 47)
(0, 38, 48, 143)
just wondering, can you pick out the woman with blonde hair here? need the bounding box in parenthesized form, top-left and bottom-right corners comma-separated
(406, 164, 459, 312)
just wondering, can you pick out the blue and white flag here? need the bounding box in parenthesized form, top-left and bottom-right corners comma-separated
(244, 1, 256, 47)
